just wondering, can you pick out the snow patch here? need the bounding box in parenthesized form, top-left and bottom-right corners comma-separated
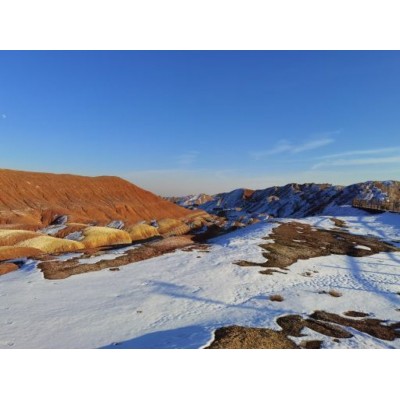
(355, 245, 371, 251)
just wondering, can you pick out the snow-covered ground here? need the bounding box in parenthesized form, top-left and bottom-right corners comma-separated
(1, 209, 399, 349)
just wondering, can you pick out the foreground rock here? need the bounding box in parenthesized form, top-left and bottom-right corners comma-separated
(206, 325, 299, 349)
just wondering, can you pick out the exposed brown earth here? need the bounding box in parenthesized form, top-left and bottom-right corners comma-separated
(269, 294, 284, 302)
(310, 311, 400, 341)
(277, 311, 400, 341)
(38, 236, 196, 280)
(0, 168, 196, 228)
(207, 309, 400, 349)
(330, 218, 347, 228)
(344, 311, 370, 318)
(276, 314, 352, 339)
(318, 289, 343, 298)
(235, 222, 399, 275)
(206, 325, 299, 349)
(300, 340, 323, 349)
(0, 262, 19, 276)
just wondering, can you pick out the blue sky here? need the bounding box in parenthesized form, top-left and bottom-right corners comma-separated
(0, 51, 399, 195)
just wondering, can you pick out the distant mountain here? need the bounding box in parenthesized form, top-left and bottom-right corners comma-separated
(171, 181, 400, 221)
(0, 168, 194, 228)
(167, 193, 215, 209)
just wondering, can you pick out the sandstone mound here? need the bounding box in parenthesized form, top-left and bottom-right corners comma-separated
(0, 246, 43, 261)
(157, 218, 191, 236)
(0, 229, 40, 246)
(17, 236, 85, 253)
(0, 168, 193, 228)
(81, 226, 132, 249)
(127, 223, 160, 242)
(0, 262, 19, 276)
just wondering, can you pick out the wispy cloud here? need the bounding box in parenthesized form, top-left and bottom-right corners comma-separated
(250, 137, 335, 160)
(312, 146, 400, 170)
(317, 146, 400, 160)
(176, 151, 199, 166)
(312, 156, 400, 170)
(292, 138, 335, 154)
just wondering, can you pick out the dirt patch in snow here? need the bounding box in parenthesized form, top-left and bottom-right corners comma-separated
(278, 311, 400, 342)
(269, 294, 284, 302)
(330, 218, 347, 228)
(344, 311, 370, 318)
(310, 311, 400, 341)
(276, 314, 352, 339)
(277, 311, 400, 341)
(38, 236, 196, 280)
(206, 325, 299, 349)
(235, 222, 399, 275)
(181, 244, 211, 252)
(207, 309, 400, 349)
(318, 289, 343, 298)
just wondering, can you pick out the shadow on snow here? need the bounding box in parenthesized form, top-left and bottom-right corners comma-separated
(100, 325, 213, 349)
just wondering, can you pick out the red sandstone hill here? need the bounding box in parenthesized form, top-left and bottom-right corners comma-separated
(0, 169, 194, 228)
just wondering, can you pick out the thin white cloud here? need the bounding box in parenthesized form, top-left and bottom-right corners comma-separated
(317, 146, 400, 160)
(176, 151, 199, 166)
(312, 156, 400, 170)
(251, 137, 335, 160)
(292, 138, 335, 154)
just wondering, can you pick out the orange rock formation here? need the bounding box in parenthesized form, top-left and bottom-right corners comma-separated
(0, 169, 193, 228)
